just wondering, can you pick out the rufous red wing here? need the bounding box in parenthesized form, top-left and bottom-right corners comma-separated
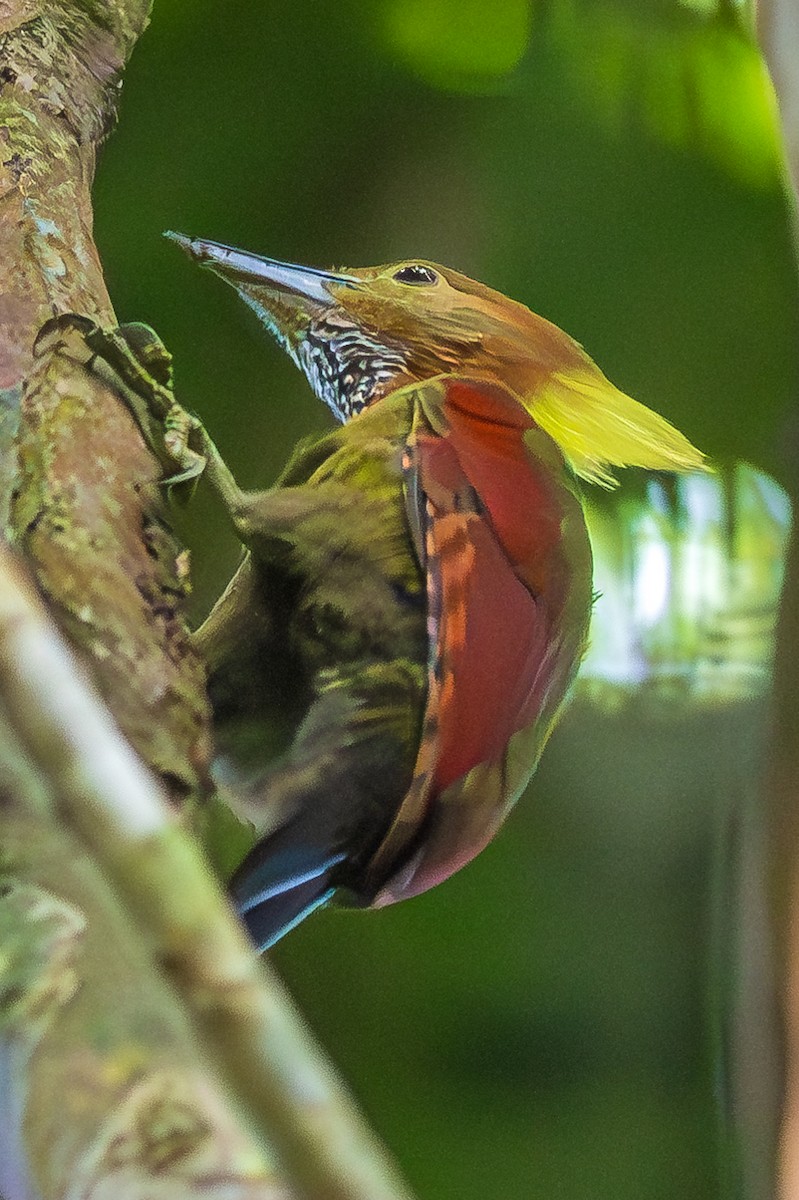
(368, 377, 583, 902)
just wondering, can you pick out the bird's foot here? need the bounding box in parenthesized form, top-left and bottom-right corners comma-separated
(35, 314, 208, 499)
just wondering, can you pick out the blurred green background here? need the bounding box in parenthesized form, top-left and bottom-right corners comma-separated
(95, 2, 798, 1197)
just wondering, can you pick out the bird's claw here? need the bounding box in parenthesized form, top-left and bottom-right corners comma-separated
(36, 314, 208, 501)
(162, 405, 207, 491)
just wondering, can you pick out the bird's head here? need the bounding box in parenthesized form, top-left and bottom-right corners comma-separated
(168, 233, 707, 486)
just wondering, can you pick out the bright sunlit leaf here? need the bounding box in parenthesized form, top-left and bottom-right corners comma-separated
(549, 1, 783, 188)
(382, 0, 533, 92)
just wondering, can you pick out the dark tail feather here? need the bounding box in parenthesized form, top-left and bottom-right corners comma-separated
(240, 875, 336, 951)
(229, 823, 346, 952)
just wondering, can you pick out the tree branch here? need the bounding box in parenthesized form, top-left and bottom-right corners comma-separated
(0, 541, 416, 1200)
(0, 752, 290, 1200)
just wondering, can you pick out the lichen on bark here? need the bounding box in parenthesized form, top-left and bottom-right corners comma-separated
(1, 1, 213, 807)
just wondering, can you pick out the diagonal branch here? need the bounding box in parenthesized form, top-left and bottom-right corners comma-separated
(0, 540, 416, 1200)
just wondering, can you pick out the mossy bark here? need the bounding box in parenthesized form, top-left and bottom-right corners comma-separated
(0, 0, 212, 804)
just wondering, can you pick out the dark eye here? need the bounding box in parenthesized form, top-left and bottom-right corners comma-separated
(392, 264, 439, 286)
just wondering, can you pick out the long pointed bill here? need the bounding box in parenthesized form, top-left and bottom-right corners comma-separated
(164, 231, 358, 303)
(164, 230, 404, 422)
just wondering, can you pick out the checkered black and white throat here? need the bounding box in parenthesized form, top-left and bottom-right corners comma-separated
(296, 313, 409, 422)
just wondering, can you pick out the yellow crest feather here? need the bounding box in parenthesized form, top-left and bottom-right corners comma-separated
(527, 369, 708, 488)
